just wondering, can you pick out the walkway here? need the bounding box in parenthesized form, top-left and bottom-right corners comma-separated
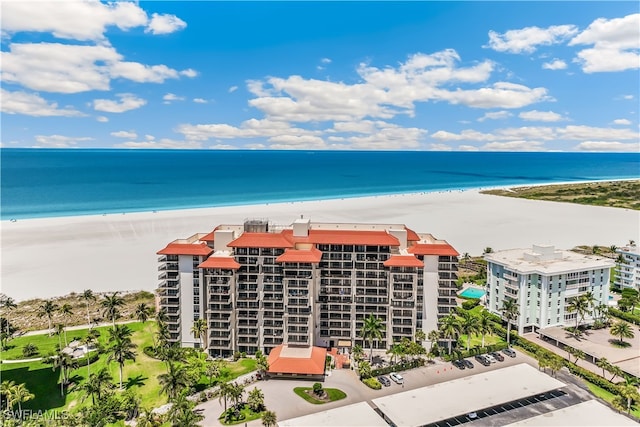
(21, 319, 141, 337)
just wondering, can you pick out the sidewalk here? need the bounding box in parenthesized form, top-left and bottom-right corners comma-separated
(21, 319, 141, 337)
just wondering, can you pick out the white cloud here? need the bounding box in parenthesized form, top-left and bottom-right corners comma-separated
(542, 59, 568, 70)
(429, 143, 453, 151)
(111, 130, 137, 139)
(486, 25, 578, 53)
(178, 118, 318, 141)
(613, 119, 632, 125)
(96, 116, 109, 122)
(437, 82, 551, 109)
(34, 134, 93, 148)
(1, 42, 190, 94)
(622, 95, 634, 100)
(519, 110, 565, 122)
(116, 138, 203, 149)
(145, 13, 187, 35)
(481, 140, 545, 151)
(145, 134, 156, 141)
(321, 58, 332, 64)
(0, 88, 84, 117)
(163, 93, 185, 103)
(458, 145, 480, 151)
(193, 98, 208, 104)
(569, 14, 640, 73)
(574, 141, 640, 152)
(228, 86, 238, 93)
(180, 69, 198, 78)
(478, 111, 512, 122)
(557, 125, 638, 141)
(1, 1, 148, 41)
(93, 93, 147, 113)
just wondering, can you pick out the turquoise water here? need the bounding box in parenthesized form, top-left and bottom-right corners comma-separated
(460, 288, 486, 299)
(1, 149, 638, 219)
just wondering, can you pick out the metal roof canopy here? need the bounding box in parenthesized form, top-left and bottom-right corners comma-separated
(279, 402, 388, 427)
(505, 399, 638, 426)
(372, 363, 566, 427)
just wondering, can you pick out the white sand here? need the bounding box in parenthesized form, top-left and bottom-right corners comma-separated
(1, 189, 638, 301)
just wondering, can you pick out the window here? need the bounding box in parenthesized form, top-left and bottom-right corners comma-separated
(193, 312, 200, 320)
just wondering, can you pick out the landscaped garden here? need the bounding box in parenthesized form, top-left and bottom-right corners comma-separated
(293, 383, 346, 404)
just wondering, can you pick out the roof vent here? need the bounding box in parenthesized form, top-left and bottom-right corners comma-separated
(244, 219, 269, 233)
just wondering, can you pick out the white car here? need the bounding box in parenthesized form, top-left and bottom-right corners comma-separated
(485, 354, 497, 363)
(390, 372, 404, 384)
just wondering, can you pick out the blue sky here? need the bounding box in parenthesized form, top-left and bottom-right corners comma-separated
(1, 1, 639, 151)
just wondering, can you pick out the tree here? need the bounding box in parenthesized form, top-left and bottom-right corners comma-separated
(215, 382, 235, 412)
(360, 314, 385, 361)
(135, 303, 152, 324)
(38, 300, 59, 334)
(9, 383, 34, 415)
(54, 323, 65, 350)
(609, 365, 624, 383)
(596, 357, 611, 378)
(610, 321, 635, 345)
(415, 329, 426, 343)
(427, 330, 440, 352)
(101, 292, 125, 328)
(0, 380, 16, 411)
(81, 289, 96, 326)
(167, 391, 203, 427)
(500, 299, 518, 346)
(357, 360, 372, 379)
(459, 311, 480, 351)
(107, 325, 137, 389)
(351, 344, 364, 363)
(46, 351, 78, 396)
(156, 308, 169, 324)
(609, 245, 618, 256)
(79, 368, 114, 405)
(439, 314, 461, 354)
(567, 296, 590, 336)
(0, 296, 17, 341)
(536, 351, 550, 372)
(59, 303, 73, 346)
(592, 245, 601, 255)
(567, 347, 585, 365)
(22, 343, 38, 358)
(206, 359, 222, 386)
(483, 247, 493, 254)
(158, 361, 191, 401)
(228, 382, 245, 408)
(256, 352, 269, 378)
(155, 320, 171, 348)
(190, 318, 207, 350)
(247, 387, 265, 412)
(262, 410, 277, 427)
(548, 355, 564, 378)
(478, 310, 494, 348)
(619, 382, 640, 414)
(387, 342, 404, 364)
(82, 328, 101, 377)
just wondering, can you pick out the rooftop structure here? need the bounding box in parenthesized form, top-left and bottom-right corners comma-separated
(156, 218, 459, 362)
(279, 402, 388, 427)
(614, 244, 640, 292)
(505, 399, 638, 426)
(267, 344, 327, 380)
(371, 363, 565, 427)
(485, 245, 614, 334)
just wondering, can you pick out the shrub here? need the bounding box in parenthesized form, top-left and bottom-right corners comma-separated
(370, 358, 425, 377)
(609, 307, 640, 325)
(22, 343, 39, 357)
(143, 345, 159, 359)
(462, 299, 480, 310)
(362, 377, 381, 390)
(566, 363, 619, 395)
(312, 382, 323, 395)
(233, 351, 242, 361)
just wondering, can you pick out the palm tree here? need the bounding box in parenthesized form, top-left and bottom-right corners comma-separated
(427, 329, 440, 352)
(567, 347, 585, 365)
(619, 382, 640, 414)
(0, 380, 16, 410)
(262, 410, 277, 427)
(610, 321, 635, 345)
(206, 359, 222, 386)
(596, 357, 611, 378)
(9, 383, 34, 414)
(190, 318, 207, 350)
(247, 387, 265, 412)
(548, 355, 564, 378)
(592, 245, 601, 255)
(46, 351, 78, 396)
(59, 303, 73, 346)
(155, 320, 171, 348)
(459, 311, 480, 351)
(439, 314, 461, 354)
(135, 303, 152, 323)
(81, 289, 96, 326)
(415, 328, 426, 343)
(158, 361, 191, 401)
(256, 353, 269, 378)
(357, 360, 372, 379)
(156, 308, 169, 324)
(228, 382, 245, 408)
(478, 311, 494, 348)
(483, 247, 493, 254)
(82, 329, 100, 376)
(360, 314, 385, 361)
(351, 344, 364, 363)
(500, 299, 518, 346)
(107, 324, 137, 389)
(38, 300, 59, 334)
(54, 323, 65, 349)
(0, 296, 17, 340)
(79, 368, 114, 405)
(101, 292, 125, 328)
(215, 382, 235, 412)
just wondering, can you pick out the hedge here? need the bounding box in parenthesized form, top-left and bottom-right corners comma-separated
(608, 307, 640, 325)
(143, 345, 160, 359)
(565, 363, 620, 395)
(362, 377, 381, 390)
(442, 342, 508, 362)
(75, 350, 100, 366)
(462, 299, 481, 310)
(370, 358, 425, 377)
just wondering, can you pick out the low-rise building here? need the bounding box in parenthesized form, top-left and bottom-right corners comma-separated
(613, 244, 640, 292)
(485, 245, 614, 334)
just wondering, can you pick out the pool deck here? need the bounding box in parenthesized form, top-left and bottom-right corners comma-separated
(459, 284, 486, 299)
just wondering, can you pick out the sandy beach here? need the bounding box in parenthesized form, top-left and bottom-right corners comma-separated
(2, 189, 638, 302)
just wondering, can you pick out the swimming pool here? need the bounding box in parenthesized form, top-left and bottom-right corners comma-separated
(459, 287, 486, 299)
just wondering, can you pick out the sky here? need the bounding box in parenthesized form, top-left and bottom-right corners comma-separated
(1, 1, 639, 151)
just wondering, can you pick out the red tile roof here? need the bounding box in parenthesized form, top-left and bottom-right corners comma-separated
(282, 229, 400, 246)
(267, 345, 327, 376)
(198, 256, 241, 270)
(383, 255, 424, 268)
(405, 227, 421, 241)
(200, 231, 216, 242)
(227, 232, 294, 248)
(407, 243, 459, 256)
(157, 242, 213, 256)
(276, 247, 323, 264)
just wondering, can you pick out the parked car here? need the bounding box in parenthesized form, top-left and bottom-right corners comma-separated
(390, 372, 404, 384)
(474, 354, 490, 366)
(462, 359, 474, 369)
(485, 354, 497, 363)
(467, 412, 478, 420)
(377, 375, 391, 387)
(503, 347, 517, 358)
(490, 351, 504, 362)
(452, 359, 466, 370)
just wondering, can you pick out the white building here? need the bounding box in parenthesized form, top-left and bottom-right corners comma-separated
(614, 244, 640, 292)
(485, 245, 615, 334)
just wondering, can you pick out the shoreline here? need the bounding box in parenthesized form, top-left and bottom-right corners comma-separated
(2, 183, 639, 302)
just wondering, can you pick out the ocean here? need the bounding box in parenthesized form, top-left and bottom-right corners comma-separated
(1, 149, 639, 220)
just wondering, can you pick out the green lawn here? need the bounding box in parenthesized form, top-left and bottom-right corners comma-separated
(459, 333, 504, 349)
(219, 407, 264, 425)
(586, 382, 640, 419)
(293, 387, 347, 404)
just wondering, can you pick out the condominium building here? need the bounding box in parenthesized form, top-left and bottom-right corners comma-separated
(157, 218, 459, 357)
(613, 244, 640, 292)
(485, 245, 615, 334)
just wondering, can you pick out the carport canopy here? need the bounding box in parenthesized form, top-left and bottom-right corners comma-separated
(372, 363, 566, 427)
(279, 401, 388, 427)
